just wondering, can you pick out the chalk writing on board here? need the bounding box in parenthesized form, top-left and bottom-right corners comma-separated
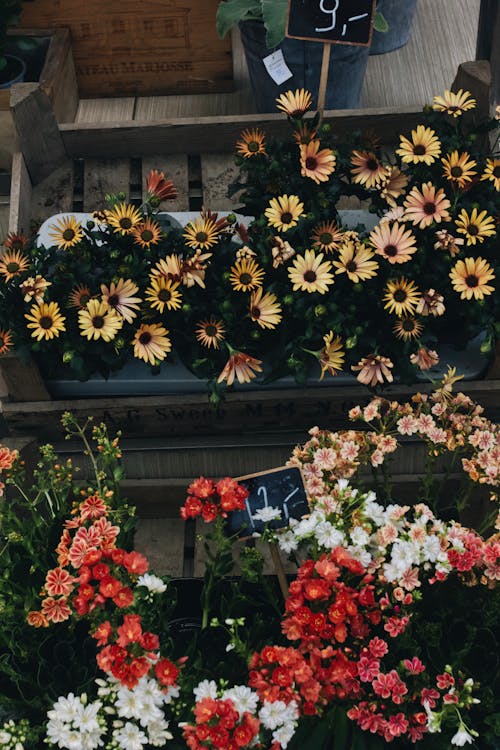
(225, 466, 309, 537)
(286, 0, 376, 46)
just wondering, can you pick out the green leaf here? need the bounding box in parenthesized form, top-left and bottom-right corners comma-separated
(262, 0, 288, 47)
(373, 11, 389, 33)
(216, 0, 262, 39)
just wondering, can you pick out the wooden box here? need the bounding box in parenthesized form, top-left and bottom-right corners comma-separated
(19, 0, 233, 98)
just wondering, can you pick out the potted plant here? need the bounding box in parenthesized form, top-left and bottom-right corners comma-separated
(0, 0, 26, 88)
(0, 87, 498, 402)
(216, 0, 380, 111)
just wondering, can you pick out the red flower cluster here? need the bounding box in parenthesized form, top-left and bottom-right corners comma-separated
(73, 547, 148, 616)
(180, 476, 249, 522)
(183, 697, 260, 750)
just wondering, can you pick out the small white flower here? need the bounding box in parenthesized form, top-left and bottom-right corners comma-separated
(222, 685, 259, 716)
(277, 530, 298, 553)
(336, 478, 350, 490)
(136, 573, 167, 594)
(350, 526, 370, 546)
(314, 522, 344, 550)
(116, 686, 143, 720)
(272, 722, 296, 748)
(259, 700, 289, 730)
(193, 679, 218, 701)
(113, 721, 148, 750)
(252, 506, 282, 523)
(451, 725, 474, 746)
(146, 718, 173, 746)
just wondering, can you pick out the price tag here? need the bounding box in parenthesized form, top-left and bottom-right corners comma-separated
(263, 49, 294, 85)
(286, 0, 376, 46)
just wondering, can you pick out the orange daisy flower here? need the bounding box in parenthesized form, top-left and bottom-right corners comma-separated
(68, 284, 92, 309)
(352, 354, 394, 387)
(3, 232, 28, 251)
(217, 351, 263, 386)
(311, 221, 344, 253)
(441, 151, 477, 189)
(369, 221, 417, 264)
(145, 169, 178, 204)
(0, 250, 29, 281)
(350, 150, 387, 188)
(195, 317, 226, 349)
(275, 89, 312, 117)
(0, 329, 13, 354)
(300, 140, 336, 183)
(236, 128, 267, 158)
(403, 182, 451, 228)
(480, 158, 500, 191)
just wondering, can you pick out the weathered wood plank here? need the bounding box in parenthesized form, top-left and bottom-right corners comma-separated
(2, 380, 500, 439)
(10, 83, 67, 183)
(200, 153, 241, 210)
(30, 159, 74, 226)
(38, 27, 79, 124)
(134, 518, 186, 577)
(452, 60, 492, 121)
(83, 158, 130, 211)
(142, 155, 190, 211)
(8, 152, 32, 235)
(59, 107, 427, 158)
(76, 98, 135, 124)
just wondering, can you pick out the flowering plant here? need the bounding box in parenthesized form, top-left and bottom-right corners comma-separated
(2, 376, 498, 749)
(0, 91, 498, 399)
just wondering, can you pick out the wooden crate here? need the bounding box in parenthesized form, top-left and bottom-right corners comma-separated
(19, 0, 233, 98)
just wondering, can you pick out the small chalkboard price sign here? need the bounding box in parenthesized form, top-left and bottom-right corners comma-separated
(286, 0, 376, 46)
(225, 466, 309, 538)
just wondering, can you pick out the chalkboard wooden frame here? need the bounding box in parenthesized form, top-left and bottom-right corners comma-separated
(286, 0, 376, 47)
(225, 465, 310, 539)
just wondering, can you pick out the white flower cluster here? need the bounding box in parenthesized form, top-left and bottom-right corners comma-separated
(275, 480, 453, 590)
(46, 693, 104, 750)
(191, 680, 298, 749)
(259, 699, 299, 748)
(46, 676, 174, 750)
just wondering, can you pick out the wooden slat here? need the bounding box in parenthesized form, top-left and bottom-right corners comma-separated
(59, 107, 427, 159)
(9, 83, 68, 184)
(2, 379, 500, 438)
(8, 152, 32, 235)
(76, 98, 135, 124)
(476, 0, 500, 105)
(83, 158, 130, 211)
(201, 153, 241, 210)
(134, 89, 254, 119)
(30, 159, 74, 225)
(142, 155, 190, 211)
(134, 518, 186, 577)
(38, 27, 79, 124)
(0, 91, 18, 172)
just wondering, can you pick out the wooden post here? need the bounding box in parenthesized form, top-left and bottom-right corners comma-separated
(0, 352, 51, 402)
(8, 152, 32, 235)
(476, 0, 500, 106)
(317, 43, 331, 120)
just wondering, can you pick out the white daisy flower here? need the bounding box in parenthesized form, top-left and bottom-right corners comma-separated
(113, 721, 148, 750)
(136, 573, 167, 594)
(193, 679, 218, 701)
(252, 506, 282, 523)
(222, 685, 259, 716)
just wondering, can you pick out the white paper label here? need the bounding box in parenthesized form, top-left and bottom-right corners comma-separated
(262, 50, 293, 85)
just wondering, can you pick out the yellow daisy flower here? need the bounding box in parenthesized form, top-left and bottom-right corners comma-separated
(78, 299, 123, 342)
(25, 301, 66, 341)
(378, 165, 409, 206)
(249, 288, 282, 329)
(396, 125, 441, 165)
(183, 217, 221, 250)
(383, 277, 421, 316)
(288, 250, 334, 294)
(106, 203, 143, 235)
(449, 257, 495, 300)
(441, 151, 477, 189)
(318, 331, 345, 379)
(332, 241, 379, 282)
(432, 89, 476, 117)
(145, 276, 183, 313)
(455, 208, 496, 245)
(311, 221, 344, 253)
(48, 215, 84, 250)
(229, 257, 265, 292)
(265, 194, 305, 232)
(480, 158, 500, 191)
(275, 88, 312, 117)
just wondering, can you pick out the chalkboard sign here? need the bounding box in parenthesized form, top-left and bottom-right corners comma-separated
(286, 0, 376, 46)
(225, 466, 309, 538)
